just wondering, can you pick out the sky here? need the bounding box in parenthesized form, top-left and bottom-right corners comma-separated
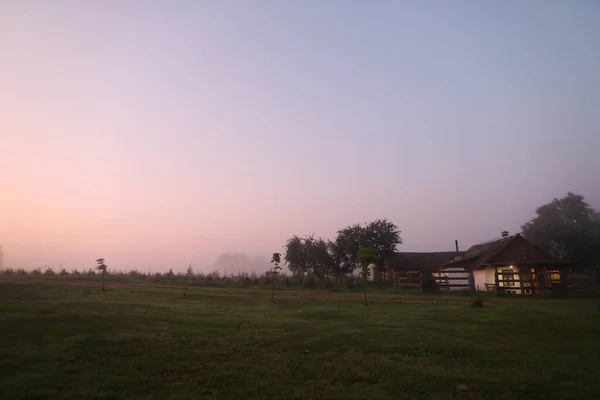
(1, 1, 600, 272)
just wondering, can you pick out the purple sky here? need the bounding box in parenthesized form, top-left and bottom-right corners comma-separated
(1, 1, 599, 272)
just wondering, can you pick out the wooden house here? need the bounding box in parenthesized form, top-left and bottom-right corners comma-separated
(438, 232, 572, 296)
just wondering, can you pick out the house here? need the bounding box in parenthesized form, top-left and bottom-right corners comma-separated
(437, 232, 572, 296)
(382, 251, 463, 289)
(385, 251, 462, 277)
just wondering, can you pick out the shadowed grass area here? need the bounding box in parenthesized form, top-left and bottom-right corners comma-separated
(0, 282, 599, 399)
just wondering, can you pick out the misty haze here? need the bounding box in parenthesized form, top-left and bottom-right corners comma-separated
(1, 1, 600, 399)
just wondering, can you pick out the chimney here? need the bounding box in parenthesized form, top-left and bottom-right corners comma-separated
(501, 231, 509, 238)
(454, 240, 461, 261)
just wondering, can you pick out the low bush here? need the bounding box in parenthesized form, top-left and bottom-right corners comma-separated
(470, 296, 484, 308)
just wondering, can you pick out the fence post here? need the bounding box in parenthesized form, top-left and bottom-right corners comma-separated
(468, 268, 476, 294)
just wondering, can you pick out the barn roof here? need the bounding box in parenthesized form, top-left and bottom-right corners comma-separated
(439, 234, 528, 270)
(387, 251, 461, 271)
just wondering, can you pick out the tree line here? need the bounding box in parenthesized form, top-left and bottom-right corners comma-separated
(282, 192, 600, 281)
(521, 192, 600, 270)
(283, 218, 402, 281)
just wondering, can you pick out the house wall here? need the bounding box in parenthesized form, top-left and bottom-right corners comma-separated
(474, 269, 486, 291)
(475, 265, 523, 293)
(485, 267, 495, 284)
(496, 265, 522, 294)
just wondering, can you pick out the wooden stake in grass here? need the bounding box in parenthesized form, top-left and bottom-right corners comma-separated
(357, 248, 377, 306)
(270, 253, 282, 302)
(95, 258, 107, 291)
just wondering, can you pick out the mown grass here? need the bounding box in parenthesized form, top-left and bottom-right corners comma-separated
(1, 281, 599, 399)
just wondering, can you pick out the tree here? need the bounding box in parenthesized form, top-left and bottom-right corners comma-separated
(357, 247, 377, 305)
(284, 234, 336, 279)
(270, 253, 282, 302)
(284, 235, 310, 275)
(332, 219, 402, 282)
(521, 192, 600, 269)
(363, 219, 402, 281)
(183, 264, 193, 298)
(166, 268, 174, 281)
(304, 235, 336, 280)
(95, 258, 107, 291)
(330, 224, 364, 277)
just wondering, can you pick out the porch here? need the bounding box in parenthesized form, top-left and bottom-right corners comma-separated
(475, 262, 571, 297)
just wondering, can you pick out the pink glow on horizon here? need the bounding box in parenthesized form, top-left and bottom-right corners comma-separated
(1, 2, 599, 272)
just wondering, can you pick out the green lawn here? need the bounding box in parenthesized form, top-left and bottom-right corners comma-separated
(1, 281, 599, 399)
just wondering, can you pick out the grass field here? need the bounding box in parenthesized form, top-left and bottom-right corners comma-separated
(1, 280, 599, 399)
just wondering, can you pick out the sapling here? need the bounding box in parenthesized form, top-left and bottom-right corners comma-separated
(270, 253, 282, 302)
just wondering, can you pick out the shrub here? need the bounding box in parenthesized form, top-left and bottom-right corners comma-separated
(421, 270, 439, 292)
(345, 276, 357, 290)
(470, 296, 484, 308)
(302, 272, 319, 288)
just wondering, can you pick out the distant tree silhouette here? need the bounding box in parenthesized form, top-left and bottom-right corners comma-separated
(521, 192, 600, 269)
(96, 258, 107, 291)
(284, 235, 335, 279)
(183, 264, 193, 298)
(284, 219, 402, 281)
(328, 219, 402, 281)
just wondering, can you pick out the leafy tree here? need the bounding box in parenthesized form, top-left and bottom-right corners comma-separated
(270, 253, 282, 302)
(521, 192, 600, 269)
(284, 234, 336, 279)
(362, 219, 402, 281)
(304, 235, 336, 280)
(357, 247, 377, 305)
(332, 219, 402, 281)
(284, 235, 310, 275)
(330, 224, 364, 277)
(95, 258, 107, 291)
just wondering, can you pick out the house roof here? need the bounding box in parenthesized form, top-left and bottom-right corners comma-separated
(460, 235, 515, 263)
(387, 251, 462, 271)
(438, 234, 542, 270)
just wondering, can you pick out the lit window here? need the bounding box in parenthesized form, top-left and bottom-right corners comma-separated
(501, 269, 515, 287)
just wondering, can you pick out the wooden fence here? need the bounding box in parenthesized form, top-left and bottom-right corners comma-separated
(392, 270, 422, 290)
(432, 268, 471, 291)
(392, 268, 472, 291)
